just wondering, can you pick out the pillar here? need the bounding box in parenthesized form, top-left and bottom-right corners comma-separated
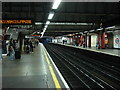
(79, 35, 83, 46)
(18, 32, 25, 52)
(85, 34, 87, 48)
(88, 35, 91, 48)
(72, 35, 75, 45)
(97, 32, 101, 49)
(2, 27, 6, 40)
(101, 30, 105, 49)
(83, 35, 86, 48)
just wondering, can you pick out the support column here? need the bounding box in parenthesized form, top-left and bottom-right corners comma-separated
(79, 35, 83, 46)
(83, 35, 86, 48)
(72, 35, 75, 45)
(97, 32, 101, 49)
(85, 34, 87, 48)
(2, 27, 6, 40)
(18, 32, 25, 52)
(88, 35, 91, 48)
(101, 30, 105, 49)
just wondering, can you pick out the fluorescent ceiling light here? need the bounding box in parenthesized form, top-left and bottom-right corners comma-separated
(52, 0, 62, 9)
(41, 34, 43, 38)
(89, 30, 95, 32)
(48, 12, 54, 20)
(79, 32, 83, 34)
(46, 21, 50, 25)
(37, 32, 40, 34)
(41, 32, 44, 35)
(45, 25, 48, 28)
(114, 30, 120, 32)
(50, 22, 92, 25)
(106, 26, 115, 29)
(97, 28, 103, 31)
(35, 22, 42, 25)
(43, 28, 47, 32)
(6, 27, 10, 32)
(84, 31, 88, 33)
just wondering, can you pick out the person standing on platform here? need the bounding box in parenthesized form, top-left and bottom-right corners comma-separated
(83, 41, 85, 48)
(9, 46, 15, 60)
(13, 40, 16, 50)
(36, 39, 39, 46)
(10, 38, 14, 46)
(29, 40, 33, 53)
(96, 41, 100, 49)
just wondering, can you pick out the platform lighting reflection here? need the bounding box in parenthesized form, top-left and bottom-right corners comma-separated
(48, 12, 54, 20)
(52, 0, 62, 9)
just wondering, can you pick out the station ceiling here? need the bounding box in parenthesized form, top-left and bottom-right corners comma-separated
(2, 2, 120, 37)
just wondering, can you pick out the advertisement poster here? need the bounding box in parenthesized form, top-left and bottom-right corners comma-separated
(114, 35, 120, 48)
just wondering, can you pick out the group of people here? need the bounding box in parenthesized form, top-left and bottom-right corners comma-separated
(7, 38, 39, 60)
(24, 39, 39, 54)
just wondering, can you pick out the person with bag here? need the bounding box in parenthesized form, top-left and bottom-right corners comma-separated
(26, 45, 30, 54)
(15, 49, 21, 59)
(9, 46, 15, 60)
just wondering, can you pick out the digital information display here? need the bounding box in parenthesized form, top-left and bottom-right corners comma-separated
(0, 20, 32, 24)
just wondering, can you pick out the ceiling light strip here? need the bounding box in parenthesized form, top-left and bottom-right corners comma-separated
(46, 21, 50, 25)
(48, 12, 54, 20)
(52, 0, 62, 9)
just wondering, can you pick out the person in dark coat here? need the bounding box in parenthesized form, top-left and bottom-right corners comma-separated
(29, 40, 33, 52)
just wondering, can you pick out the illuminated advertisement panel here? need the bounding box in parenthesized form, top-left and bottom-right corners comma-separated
(113, 30, 120, 48)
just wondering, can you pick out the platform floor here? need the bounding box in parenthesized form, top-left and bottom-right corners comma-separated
(58, 43, 120, 57)
(2, 43, 68, 89)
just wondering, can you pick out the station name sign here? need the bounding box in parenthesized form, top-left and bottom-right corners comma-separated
(0, 20, 32, 24)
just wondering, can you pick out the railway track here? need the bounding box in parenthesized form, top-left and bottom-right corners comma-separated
(44, 43, 120, 90)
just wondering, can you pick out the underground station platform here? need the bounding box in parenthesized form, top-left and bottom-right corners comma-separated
(1, 1, 120, 90)
(2, 43, 120, 90)
(2, 43, 69, 89)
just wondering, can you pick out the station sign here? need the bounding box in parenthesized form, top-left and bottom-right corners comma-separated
(115, 38, 119, 44)
(0, 20, 32, 25)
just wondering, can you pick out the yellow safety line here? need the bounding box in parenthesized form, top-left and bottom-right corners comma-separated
(43, 49, 61, 89)
(44, 50, 50, 65)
